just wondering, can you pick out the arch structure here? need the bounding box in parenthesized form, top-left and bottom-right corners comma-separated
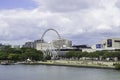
(41, 28, 61, 41)
(40, 29, 61, 59)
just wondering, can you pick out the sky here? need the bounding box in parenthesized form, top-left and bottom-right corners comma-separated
(0, 0, 120, 46)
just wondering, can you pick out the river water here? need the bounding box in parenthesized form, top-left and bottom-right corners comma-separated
(0, 64, 120, 80)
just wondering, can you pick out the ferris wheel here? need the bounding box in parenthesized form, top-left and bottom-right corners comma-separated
(40, 29, 62, 59)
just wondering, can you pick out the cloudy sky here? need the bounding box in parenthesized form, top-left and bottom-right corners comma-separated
(0, 0, 120, 45)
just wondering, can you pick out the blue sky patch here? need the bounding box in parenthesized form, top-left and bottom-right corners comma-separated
(0, 0, 38, 9)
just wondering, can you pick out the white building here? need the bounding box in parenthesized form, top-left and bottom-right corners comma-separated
(36, 42, 51, 50)
(92, 38, 120, 51)
(51, 39, 72, 49)
(35, 39, 72, 50)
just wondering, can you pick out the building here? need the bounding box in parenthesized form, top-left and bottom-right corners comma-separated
(12, 45, 21, 49)
(72, 45, 91, 49)
(0, 43, 12, 49)
(0, 43, 3, 49)
(51, 39, 72, 49)
(72, 45, 94, 52)
(92, 38, 120, 51)
(36, 42, 51, 50)
(33, 39, 44, 49)
(35, 39, 72, 50)
(22, 42, 34, 48)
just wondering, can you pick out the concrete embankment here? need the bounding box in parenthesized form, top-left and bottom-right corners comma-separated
(20, 60, 115, 69)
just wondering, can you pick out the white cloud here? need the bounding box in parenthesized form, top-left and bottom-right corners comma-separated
(96, 24, 112, 30)
(0, 0, 120, 45)
(34, 0, 100, 12)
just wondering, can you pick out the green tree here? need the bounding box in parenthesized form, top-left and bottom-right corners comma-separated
(0, 47, 43, 61)
(66, 51, 75, 58)
(0, 53, 8, 60)
(8, 54, 19, 61)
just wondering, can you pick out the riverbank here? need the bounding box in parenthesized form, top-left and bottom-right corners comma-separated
(20, 60, 116, 69)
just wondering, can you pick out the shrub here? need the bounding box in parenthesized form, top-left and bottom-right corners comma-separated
(114, 63, 120, 70)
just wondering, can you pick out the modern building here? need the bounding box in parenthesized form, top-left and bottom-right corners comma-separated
(35, 39, 72, 50)
(72, 45, 91, 49)
(72, 45, 94, 52)
(36, 42, 51, 50)
(51, 39, 72, 49)
(92, 38, 120, 51)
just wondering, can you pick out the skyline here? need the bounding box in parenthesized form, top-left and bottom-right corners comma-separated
(0, 0, 120, 45)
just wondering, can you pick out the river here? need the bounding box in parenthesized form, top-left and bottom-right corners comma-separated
(0, 64, 120, 80)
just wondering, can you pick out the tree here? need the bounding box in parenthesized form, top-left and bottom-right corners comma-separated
(0, 47, 43, 61)
(65, 51, 75, 58)
(0, 53, 8, 60)
(8, 54, 19, 61)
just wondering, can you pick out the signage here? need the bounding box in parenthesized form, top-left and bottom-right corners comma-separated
(96, 44, 102, 48)
(107, 39, 112, 47)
